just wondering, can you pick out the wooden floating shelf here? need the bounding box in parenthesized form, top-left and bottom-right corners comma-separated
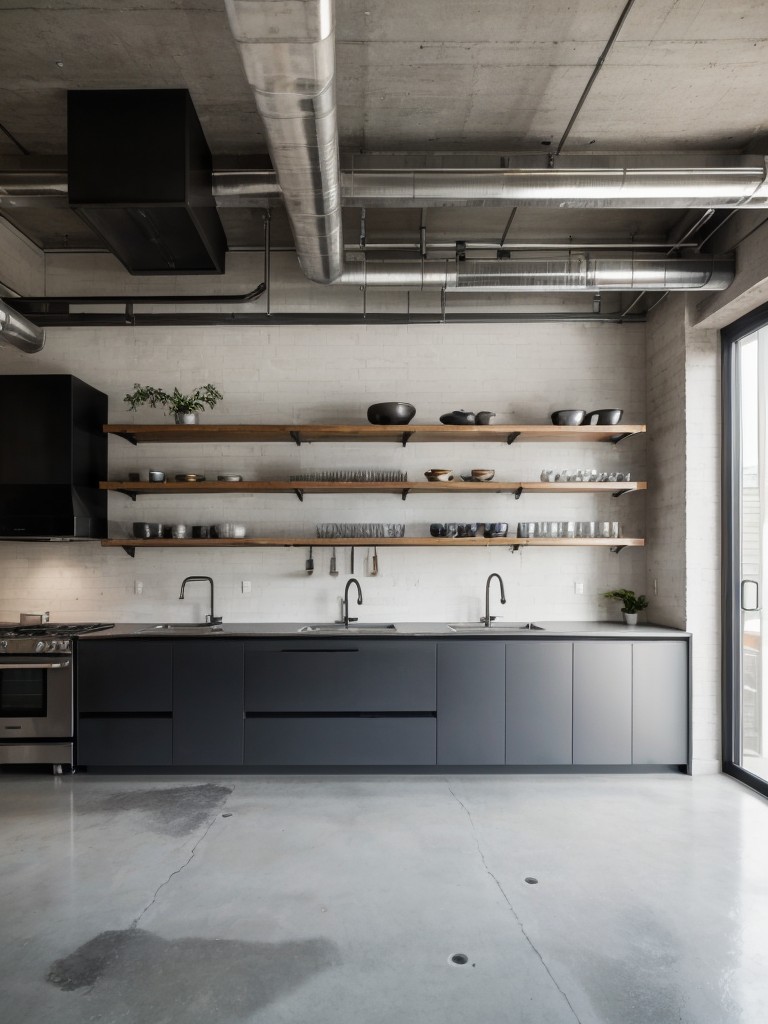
(104, 423, 646, 447)
(103, 537, 645, 557)
(101, 479, 646, 500)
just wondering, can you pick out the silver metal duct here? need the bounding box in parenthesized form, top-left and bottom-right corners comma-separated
(0, 299, 45, 353)
(340, 257, 734, 291)
(4, 162, 768, 210)
(225, 0, 343, 283)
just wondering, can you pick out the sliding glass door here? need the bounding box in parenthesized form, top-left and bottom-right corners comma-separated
(724, 304, 768, 795)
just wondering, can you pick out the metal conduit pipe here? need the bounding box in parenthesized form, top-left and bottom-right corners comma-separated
(225, 0, 343, 283)
(339, 257, 734, 291)
(0, 299, 45, 353)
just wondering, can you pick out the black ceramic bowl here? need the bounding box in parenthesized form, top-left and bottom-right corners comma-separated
(586, 408, 623, 425)
(483, 522, 508, 538)
(550, 409, 586, 426)
(367, 402, 416, 425)
(429, 523, 446, 537)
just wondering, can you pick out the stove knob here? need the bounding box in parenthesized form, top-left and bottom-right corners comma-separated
(35, 641, 45, 653)
(0, 640, 6, 650)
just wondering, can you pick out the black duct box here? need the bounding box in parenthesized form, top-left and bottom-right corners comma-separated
(68, 89, 226, 274)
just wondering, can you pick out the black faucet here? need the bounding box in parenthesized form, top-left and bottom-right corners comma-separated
(179, 576, 222, 625)
(484, 573, 506, 627)
(340, 577, 363, 628)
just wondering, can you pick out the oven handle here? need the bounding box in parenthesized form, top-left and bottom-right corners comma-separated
(0, 660, 71, 670)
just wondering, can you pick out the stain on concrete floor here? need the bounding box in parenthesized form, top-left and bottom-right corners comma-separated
(92, 784, 232, 836)
(47, 928, 339, 1022)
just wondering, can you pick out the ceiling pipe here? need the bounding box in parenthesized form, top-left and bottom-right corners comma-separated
(0, 298, 45, 353)
(4, 164, 768, 210)
(224, 0, 343, 283)
(339, 257, 734, 291)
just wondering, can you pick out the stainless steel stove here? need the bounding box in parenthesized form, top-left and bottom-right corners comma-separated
(0, 623, 113, 770)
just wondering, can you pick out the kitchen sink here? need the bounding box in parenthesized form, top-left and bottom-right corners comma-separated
(298, 623, 397, 633)
(139, 623, 225, 634)
(448, 622, 546, 632)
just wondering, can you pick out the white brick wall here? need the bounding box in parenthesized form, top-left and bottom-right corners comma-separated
(0, 252, 648, 626)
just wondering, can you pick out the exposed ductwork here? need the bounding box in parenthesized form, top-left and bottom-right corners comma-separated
(0, 299, 45, 353)
(339, 257, 734, 291)
(225, 0, 343, 283)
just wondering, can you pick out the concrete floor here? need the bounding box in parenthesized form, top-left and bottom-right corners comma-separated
(1, 772, 767, 1024)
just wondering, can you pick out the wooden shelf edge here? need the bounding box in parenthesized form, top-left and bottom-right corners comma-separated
(101, 479, 647, 495)
(102, 537, 645, 550)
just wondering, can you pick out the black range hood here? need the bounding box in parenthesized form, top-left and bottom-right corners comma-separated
(67, 89, 226, 275)
(0, 375, 108, 540)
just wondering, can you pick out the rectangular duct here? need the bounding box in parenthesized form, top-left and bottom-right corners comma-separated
(67, 89, 226, 275)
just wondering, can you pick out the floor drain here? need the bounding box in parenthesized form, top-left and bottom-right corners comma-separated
(451, 953, 469, 965)
(524, 877, 538, 884)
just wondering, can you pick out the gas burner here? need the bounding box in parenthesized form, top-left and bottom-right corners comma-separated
(0, 623, 113, 639)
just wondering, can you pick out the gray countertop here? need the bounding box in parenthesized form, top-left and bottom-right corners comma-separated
(77, 621, 689, 639)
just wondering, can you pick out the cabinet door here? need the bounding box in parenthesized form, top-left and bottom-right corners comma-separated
(78, 640, 172, 712)
(244, 717, 435, 766)
(173, 641, 243, 765)
(77, 719, 172, 766)
(633, 642, 688, 764)
(437, 642, 505, 764)
(244, 640, 436, 712)
(573, 643, 632, 764)
(506, 641, 573, 765)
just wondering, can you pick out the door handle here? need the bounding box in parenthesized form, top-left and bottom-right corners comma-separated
(0, 660, 70, 670)
(741, 579, 760, 612)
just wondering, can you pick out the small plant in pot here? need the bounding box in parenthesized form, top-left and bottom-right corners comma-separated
(603, 588, 649, 626)
(124, 383, 223, 425)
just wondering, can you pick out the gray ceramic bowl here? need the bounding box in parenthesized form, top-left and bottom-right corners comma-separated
(550, 409, 586, 426)
(367, 402, 416, 425)
(585, 408, 623, 425)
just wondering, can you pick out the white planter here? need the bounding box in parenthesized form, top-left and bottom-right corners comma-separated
(175, 411, 199, 425)
(622, 611, 638, 626)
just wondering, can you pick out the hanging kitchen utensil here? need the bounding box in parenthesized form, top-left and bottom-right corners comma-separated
(330, 546, 338, 576)
(371, 546, 379, 576)
(350, 546, 355, 573)
(306, 546, 314, 575)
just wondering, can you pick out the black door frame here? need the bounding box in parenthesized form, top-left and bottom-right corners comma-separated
(722, 299, 768, 799)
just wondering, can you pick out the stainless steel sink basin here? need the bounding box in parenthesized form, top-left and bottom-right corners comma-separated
(448, 622, 546, 632)
(139, 623, 225, 634)
(298, 623, 397, 633)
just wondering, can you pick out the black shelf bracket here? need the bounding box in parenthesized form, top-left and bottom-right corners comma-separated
(507, 431, 521, 445)
(611, 487, 633, 498)
(115, 431, 138, 446)
(509, 544, 521, 552)
(401, 431, 414, 447)
(514, 486, 524, 500)
(610, 544, 627, 554)
(290, 430, 302, 446)
(116, 489, 138, 501)
(294, 488, 305, 502)
(121, 545, 136, 558)
(610, 431, 633, 446)
(401, 488, 411, 501)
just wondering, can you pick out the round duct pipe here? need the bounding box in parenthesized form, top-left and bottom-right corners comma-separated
(0, 300, 45, 354)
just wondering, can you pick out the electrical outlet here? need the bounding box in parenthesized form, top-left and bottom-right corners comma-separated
(574, 581, 584, 595)
(241, 580, 252, 594)
(134, 581, 143, 595)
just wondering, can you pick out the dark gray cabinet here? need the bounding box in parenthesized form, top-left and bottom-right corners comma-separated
(573, 642, 632, 764)
(632, 642, 688, 764)
(77, 640, 173, 766)
(437, 642, 505, 764)
(173, 641, 244, 765)
(506, 642, 573, 765)
(244, 718, 435, 766)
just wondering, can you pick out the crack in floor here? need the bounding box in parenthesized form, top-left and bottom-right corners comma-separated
(444, 779, 583, 1024)
(131, 785, 235, 930)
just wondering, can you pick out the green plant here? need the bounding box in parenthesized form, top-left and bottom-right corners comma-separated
(124, 383, 223, 415)
(603, 588, 649, 614)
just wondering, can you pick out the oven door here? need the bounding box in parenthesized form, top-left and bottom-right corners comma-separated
(0, 658, 72, 739)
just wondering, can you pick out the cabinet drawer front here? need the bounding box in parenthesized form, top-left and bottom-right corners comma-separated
(78, 641, 172, 712)
(244, 717, 436, 765)
(77, 718, 172, 766)
(244, 641, 436, 712)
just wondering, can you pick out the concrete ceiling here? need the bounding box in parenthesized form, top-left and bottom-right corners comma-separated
(0, 0, 767, 255)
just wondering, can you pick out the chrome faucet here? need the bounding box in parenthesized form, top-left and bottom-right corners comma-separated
(340, 577, 363, 628)
(179, 576, 222, 625)
(484, 573, 506, 627)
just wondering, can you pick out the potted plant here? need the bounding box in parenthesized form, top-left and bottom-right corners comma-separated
(123, 383, 223, 424)
(603, 588, 649, 626)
